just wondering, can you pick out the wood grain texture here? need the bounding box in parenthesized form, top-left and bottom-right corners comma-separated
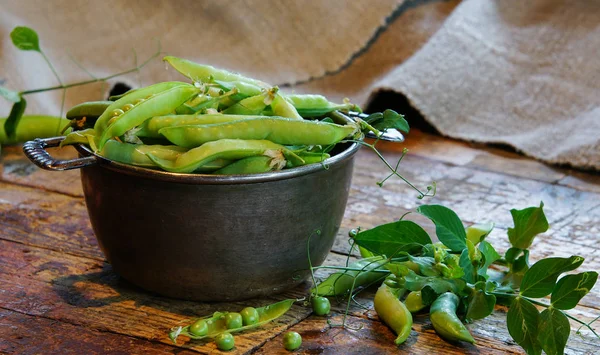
(1, 129, 599, 354)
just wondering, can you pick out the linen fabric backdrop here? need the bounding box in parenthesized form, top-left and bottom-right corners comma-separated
(1, 0, 598, 170)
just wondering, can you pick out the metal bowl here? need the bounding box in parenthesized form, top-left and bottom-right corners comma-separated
(23, 136, 360, 301)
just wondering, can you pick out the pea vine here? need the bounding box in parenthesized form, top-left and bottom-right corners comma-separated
(0, 26, 161, 142)
(309, 202, 599, 355)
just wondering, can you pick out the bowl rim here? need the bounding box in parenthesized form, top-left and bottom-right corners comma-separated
(75, 141, 361, 185)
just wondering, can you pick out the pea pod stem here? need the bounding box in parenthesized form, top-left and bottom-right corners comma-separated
(312, 266, 390, 274)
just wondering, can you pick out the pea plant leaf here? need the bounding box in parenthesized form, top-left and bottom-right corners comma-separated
(10, 26, 40, 51)
(466, 222, 494, 245)
(459, 249, 479, 284)
(520, 256, 584, 298)
(537, 307, 570, 355)
(4, 97, 27, 139)
(477, 241, 501, 279)
(551, 271, 598, 310)
(403, 271, 466, 294)
(466, 281, 496, 320)
(507, 202, 548, 249)
(0, 86, 21, 103)
(507, 297, 542, 355)
(365, 109, 409, 133)
(417, 204, 466, 252)
(352, 220, 431, 257)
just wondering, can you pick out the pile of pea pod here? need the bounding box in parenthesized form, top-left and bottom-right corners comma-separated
(62, 56, 367, 175)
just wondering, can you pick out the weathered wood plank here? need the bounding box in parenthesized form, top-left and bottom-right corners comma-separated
(0, 308, 198, 355)
(0, 145, 83, 197)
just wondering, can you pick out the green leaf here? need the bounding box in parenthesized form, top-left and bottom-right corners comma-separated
(417, 205, 466, 252)
(459, 249, 479, 284)
(0, 86, 21, 103)
(537, 308, 570, 355)
(4, 97, 27, 139)
(407, 256, 439, 276)
(505, 247, 523, 264)
(551, 271, 598, 310)
(477, 241, 501, 279)
(507, 202, 549, 249)
(507, 297, 542, 355)
(466, 281, 496, 320)
(520, 256, 584, 298)
(10, 26, 40, 51)
(353, 220, 432, 257)
(466, 222, 495, 245)
(420, 285, 438, 305)
(403, 271, 466, 294)
(506, 250, 530, 288)
(367, 109, 409, 133)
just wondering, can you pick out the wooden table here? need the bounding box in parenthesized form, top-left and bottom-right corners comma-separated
(1, 130, 599, 354)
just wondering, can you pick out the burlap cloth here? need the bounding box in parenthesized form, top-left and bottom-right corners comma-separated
(1, 0, 598, 170)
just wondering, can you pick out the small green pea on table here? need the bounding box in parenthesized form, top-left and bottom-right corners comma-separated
(1, 129, 599, 354)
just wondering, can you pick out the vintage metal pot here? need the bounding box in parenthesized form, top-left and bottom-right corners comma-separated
(23, 136, 360, 301)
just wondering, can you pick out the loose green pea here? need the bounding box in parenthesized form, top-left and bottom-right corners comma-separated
(240, 307, 259, 326)
(225, 312, 243, 329)
(215, 332, 235, 351)
(311, 296, 330, 316)
(189, 319, 208, 336)
(283, 331, 302, 351)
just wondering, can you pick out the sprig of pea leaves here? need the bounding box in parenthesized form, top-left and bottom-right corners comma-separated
(0, 26, 161, 142)
(322, 202, 598, 355)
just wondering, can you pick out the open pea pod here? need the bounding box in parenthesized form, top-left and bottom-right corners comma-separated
(169, 299, 295, 343)
(94, 81, 189, 137)
(97, 84, 201, 151)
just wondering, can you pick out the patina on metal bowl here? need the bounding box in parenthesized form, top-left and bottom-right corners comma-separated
(23, 135, 360, 301)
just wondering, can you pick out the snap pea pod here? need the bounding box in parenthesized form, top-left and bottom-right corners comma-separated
(147, 139, 286, 173)
(164, 55, 270, 88)
(374, 283, 413, 345)
(290, 151, 330, 166)
(212, 79, 263, 99)
(405, 291, 427, 313)
(66, 101, 112, 121)
(312, 256, 388, 297)
(109, 89, 138, 101)
(97, 85, 201, 151)
(94, 81, 190, 138)
(430, 292, 475, 344)
(60, 128, 98, 150)
(285, 94, 360, 117)
(1, 116, 71, 145)
(136, 114, 253, 138)
(168, 299, 295, 343)
(99, 140, 188, 168)
(271, 94, 303, 120)
(159, 117, 356, 148)
(221, 88, 277, 115)
(213, 156, 279, 175)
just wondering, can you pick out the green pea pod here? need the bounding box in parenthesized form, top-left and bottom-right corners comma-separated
(97, 85, 201, 151)
(285, 94, 360, 117)
(137, 114, 257, 138)
(147, 139, 286, 173)
(1, 116, 71, 145)
(159, 117, 356, 148)
(286, 151, 330, 168)
(221, 87, 278, 115)
(212, 79, 263, 98)
(374, 283, 413, 345)
(66, 101, 112, 121)
(271, 93, 303, 119)
(430, 292, 475, 344)
(164, 56, 270, 88)
(213, 156, 279, 175)
(60, 128, 97, 150)
(168, 299, 295, 344)
(405, 291, 427, 313)
(99, 140, 187, 168)
(312, 256, 388, 297)
(93, 81, 190, 137)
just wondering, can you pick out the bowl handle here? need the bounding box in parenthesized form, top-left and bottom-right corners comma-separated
(22, 137, 97, 171)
